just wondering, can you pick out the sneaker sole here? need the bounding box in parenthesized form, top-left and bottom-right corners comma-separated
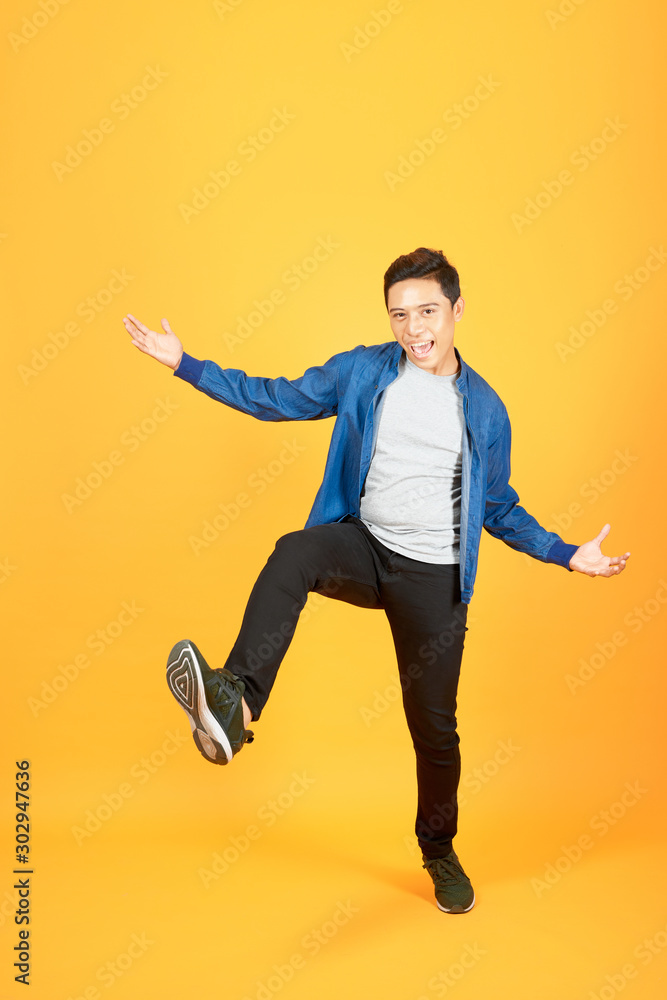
(166, 640, 234, 765)
(436, 892, 475, 914)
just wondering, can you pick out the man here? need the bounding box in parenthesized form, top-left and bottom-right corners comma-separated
(122, 247, 630, 914)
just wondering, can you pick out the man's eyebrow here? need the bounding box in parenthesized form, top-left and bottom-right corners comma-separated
(389, 302, 441, 313)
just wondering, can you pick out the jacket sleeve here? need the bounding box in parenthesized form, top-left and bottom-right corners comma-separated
(482, 407, 579, 570)
(173, 348, 345, 421)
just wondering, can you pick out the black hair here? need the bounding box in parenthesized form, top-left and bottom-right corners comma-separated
(383, 247, 461, 309)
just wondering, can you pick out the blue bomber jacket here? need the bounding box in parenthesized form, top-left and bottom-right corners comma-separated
(174, 340, 579, 604)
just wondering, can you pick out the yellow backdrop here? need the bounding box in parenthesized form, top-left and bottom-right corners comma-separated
(2, 0, 666, 997)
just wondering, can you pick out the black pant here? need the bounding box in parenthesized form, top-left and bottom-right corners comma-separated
(222, 515, 469, 859)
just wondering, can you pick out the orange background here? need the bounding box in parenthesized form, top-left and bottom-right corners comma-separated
(2, 0, 666, 997)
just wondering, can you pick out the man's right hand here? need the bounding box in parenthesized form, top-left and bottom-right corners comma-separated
(122, 313, 184, 370)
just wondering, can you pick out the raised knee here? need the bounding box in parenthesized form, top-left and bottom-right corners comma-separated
(274, 530, 303, 551)
(271, 529, 322, 570)
(273, 529, 313, 556)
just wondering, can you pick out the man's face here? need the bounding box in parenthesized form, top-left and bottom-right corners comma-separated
(387, 277, 464, 376)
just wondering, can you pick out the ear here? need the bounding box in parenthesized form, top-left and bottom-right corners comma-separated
(454, 296, 465, 321)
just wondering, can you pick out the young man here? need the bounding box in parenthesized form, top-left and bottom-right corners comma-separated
(122, 247, 630, 914)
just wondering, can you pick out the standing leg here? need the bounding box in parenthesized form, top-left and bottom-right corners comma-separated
(376, 550, 476, 911)
(380, 560, 468, 860)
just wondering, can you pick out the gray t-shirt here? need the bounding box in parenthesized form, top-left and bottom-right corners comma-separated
(359, 350, 464, 563)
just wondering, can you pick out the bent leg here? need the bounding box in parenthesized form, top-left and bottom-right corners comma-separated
(222, 518, 385, 721)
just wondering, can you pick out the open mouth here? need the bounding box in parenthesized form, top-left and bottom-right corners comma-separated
(408, 340, 434, 359)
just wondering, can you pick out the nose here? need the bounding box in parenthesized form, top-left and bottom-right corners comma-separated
(407, 313, 426, 335)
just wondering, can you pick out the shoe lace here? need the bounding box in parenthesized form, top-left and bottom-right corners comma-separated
(423, 855, 468, 887)
(206, 669, 237, 711)
(208, 670, 255, 745)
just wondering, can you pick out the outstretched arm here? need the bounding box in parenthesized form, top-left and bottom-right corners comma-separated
(121, 312, 343, 421)
(123, 313, 183, 369)
(568, 523, 631, 577)
(482, 408, 577, 566)
(482, 408, 632, 579)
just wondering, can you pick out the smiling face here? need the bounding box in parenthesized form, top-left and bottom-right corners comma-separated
(387, 277, 465, 376)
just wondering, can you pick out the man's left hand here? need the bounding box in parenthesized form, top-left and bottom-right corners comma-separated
(569, 523, 631, 578)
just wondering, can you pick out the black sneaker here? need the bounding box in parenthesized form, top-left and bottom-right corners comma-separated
(166, 639, 255, 765)
(422, 851, 475, 913)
